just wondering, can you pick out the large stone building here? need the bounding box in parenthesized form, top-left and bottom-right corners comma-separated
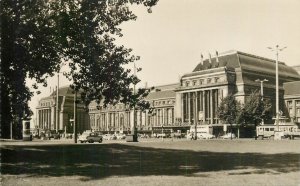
(88, 83, 183, 134)
(174, 50, 300, 136)
(36, 50, 300, 136)
(284, 81, 300, 124)
(36, 86, 89, 133)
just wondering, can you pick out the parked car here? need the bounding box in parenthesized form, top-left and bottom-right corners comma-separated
(86, 132, 103, 143)
(52, 132, 61, 139)
(116, 134, 126, 140)
(78, 131, 91, 143)
(197, 133, 215, 139)
(65, 133, 73, 139)
(103, 134, 117, 140)
(44, 130, 53, 140)
(172, 132, 184, 139)
(220, 133, 236, 139)
(157, 133, 170, 138)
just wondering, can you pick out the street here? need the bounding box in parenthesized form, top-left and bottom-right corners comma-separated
(1, 138, 300, 186)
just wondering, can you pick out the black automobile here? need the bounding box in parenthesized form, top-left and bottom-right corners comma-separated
(52, 132, 61, 139)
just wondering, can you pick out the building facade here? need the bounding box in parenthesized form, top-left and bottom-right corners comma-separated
(88, 83, 185, 134)
(37, 50, 300, 136)
(175, 51, 300, 128)
(284, 81, 300, 124)
(36, 86, 90, 133)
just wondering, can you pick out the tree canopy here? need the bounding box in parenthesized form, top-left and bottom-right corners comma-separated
(217, 91, 273, 138)
(237, 91, 272, 126)
(217, 94, 241, 125)
(1, 0, 158, 138)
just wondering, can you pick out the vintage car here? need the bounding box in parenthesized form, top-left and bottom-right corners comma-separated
(86, 132, 103, 143)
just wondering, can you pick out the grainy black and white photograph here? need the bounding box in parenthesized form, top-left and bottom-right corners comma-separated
(1, 0, 300, 185)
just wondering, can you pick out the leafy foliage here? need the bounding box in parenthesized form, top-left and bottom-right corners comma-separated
(1, 0, 158, 138)
(217, 94, 241, 125)
(237, 91, 272, 126)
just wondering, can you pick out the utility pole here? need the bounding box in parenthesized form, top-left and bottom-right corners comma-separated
(73, 91, 77, 143)
(268, 45, 287, 131)
(10, 121, 13, 140)
(130, 62, 138, 142)
(56, 77, 59, 133)
(255, 79, 268, 125)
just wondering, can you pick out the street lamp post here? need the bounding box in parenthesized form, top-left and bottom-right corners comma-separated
(73, 91, 77, 143)
(56, 62, 67, 134)
(127, 62, 138, 142)
(268, 45, 287, 131)
(255, 79, 268, 98)
(56, 75, 59, 133)
(255, 79, 268, 125)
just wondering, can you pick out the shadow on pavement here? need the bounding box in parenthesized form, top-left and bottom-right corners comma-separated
(1, 143, 299, 180)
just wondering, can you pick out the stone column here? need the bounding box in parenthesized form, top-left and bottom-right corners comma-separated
(36, 109, 39, 129)
(195, 92, 198, 125)
(175, 93, 182, 121)
(188, 92, 191, 123)
(181, 94, 184, 123)
(47, 109, 51, 129)
(203, 91, 206, 124)
(51, 106, 55, 130)
(210, 89, 214, 124)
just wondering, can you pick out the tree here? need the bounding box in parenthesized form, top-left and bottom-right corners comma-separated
(237, 91, 272, 138)
(217, 94, 241, 139)
(1, 0, 158, 139)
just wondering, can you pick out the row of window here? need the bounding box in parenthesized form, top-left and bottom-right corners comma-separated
(154, 99, 175, 106)
(89, 108, 176, 131)
(287, 100, 300, 107)
(40, 101, 52, 107)
(89, 104, 129, 112)
(183, 76, 224, 87)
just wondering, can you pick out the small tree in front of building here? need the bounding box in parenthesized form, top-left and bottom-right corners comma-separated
(217, 94, 241, 139)
(237, 91, 272, 139)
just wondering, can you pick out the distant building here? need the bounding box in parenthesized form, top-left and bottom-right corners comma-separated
(284, 81, 300, 124)
(36, 86, 89, 133)
(37, 50, 300, 137)
(88, 83, 182, 134)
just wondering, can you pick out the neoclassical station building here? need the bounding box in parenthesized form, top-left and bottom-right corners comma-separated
(36, 50, 300, 135)
(36, 86, 89, 133)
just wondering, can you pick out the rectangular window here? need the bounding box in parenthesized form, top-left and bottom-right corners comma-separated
(214, 77, 219, 83)
(289, 108, 293, 115)
(287, 101, 292, 106)
(296, 100, 300, 106)
(297, 108, 300, 115)
(193, 81, 197, 86)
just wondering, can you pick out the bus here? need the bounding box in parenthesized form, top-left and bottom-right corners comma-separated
(256, 124, 300, 140)
(189, 125, 214, 139)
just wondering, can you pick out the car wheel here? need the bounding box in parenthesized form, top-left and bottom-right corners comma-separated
(99, 139, 102, 143)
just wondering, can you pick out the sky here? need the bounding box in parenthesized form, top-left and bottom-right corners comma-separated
(28, 0, 300, 122)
